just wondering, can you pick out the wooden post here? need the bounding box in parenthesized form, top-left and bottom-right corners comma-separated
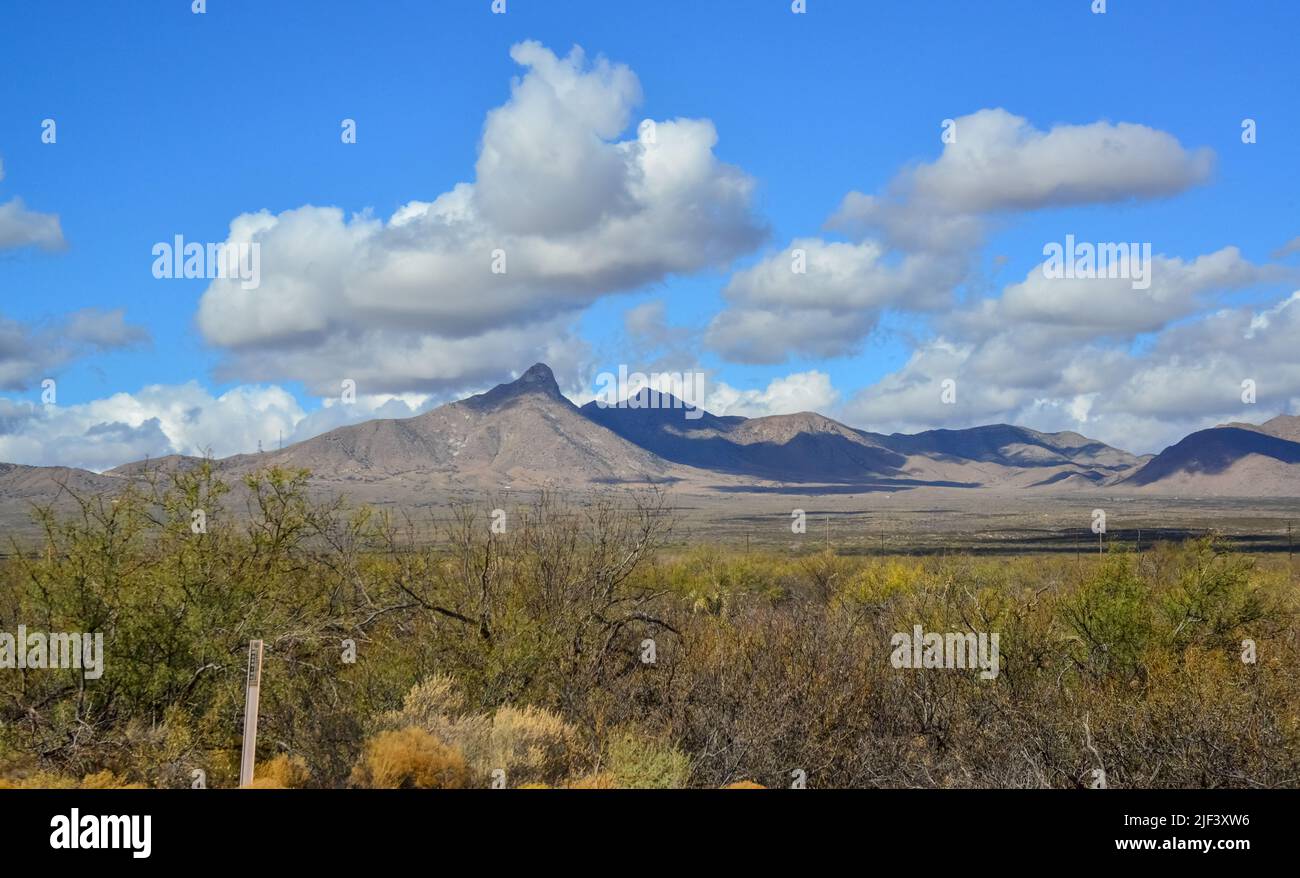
(239, 639, 264, 788)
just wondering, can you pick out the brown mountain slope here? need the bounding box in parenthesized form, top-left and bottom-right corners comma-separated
(0, 463, 123, 536)
(1123, 423, 1300, 494)
(1260, 415, 1300, 443)
(189, 364, 695, 491)
(1221, 414, 1300, 444)
(0, 462, 117, 499)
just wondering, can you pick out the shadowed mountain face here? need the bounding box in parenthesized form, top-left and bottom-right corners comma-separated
(579, 390, 907, 481)
(1124, 426, 1300, 487)
(579, 392, 1149, 487)
(874, 424, 1144, 472)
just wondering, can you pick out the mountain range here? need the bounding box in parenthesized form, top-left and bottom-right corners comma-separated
(3, 364, 1299, 518)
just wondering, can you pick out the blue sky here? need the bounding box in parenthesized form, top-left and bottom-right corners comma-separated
(1, 0, 1298, 469)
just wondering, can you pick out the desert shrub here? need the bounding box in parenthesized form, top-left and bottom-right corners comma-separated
(484, 705, 578, 788)
(78, 770, 146, 789)
(0, 770, 142, 789)
(0, 772, 78, 789)
(377, 677, 577, 786)
(378, 675, 492, 769)
(605, 728, 691, 789)
(798, 548, 853, 602)
(1061, 551, 1155, 678)
(384, 674, 465, 726)
(246, 754, 311, 789)
(1159, 541, 1271, 651)
(660, 546, 790, 611)
(349, 727, 470, 789)
(567, 772, 619, 789)
(837, 558, 927, 609)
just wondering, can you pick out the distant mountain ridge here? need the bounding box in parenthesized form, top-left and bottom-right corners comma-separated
(581, 390, 908, 481)
(1122, 417, 1300, 494)
(2, 364, 1298, 505)
(108, 363, 686, 489)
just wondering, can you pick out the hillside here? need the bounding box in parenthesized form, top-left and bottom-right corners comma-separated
(1124, 425, 1300, 493)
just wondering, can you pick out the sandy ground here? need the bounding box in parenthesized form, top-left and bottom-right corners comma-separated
(4, 479, 1298, 556)
(659, 485, 1300, 554)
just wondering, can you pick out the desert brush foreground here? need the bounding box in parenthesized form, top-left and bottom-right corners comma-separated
(2, 464, 1297, 790)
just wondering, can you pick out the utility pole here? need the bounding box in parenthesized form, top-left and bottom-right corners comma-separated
(239, 639, 264, 788)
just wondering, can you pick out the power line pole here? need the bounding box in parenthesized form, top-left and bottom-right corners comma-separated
(239, 639, 264, 788)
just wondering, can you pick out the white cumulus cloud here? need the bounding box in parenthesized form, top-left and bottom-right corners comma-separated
(196, 42, 766, 396)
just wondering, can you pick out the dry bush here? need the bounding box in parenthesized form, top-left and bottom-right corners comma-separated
(383, 674, 465, 726)
(567, 773, 619, 789)
(246, 754, 311, 789)
(484, 705, 579, 788)
(605, 727, 691, 789)
(0, 772, 79, 789)
(379, 677, 578, 787)
(378, 675, 492, 771)
(0, 770, 143, 789)
(348, 727, 471, 789)
(78, 770, 146, 789)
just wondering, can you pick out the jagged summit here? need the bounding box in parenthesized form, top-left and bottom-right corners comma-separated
(517, 362, 560, 391)
(465, 362, 566, 411)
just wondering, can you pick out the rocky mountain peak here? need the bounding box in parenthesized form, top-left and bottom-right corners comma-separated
(465, 362, 566, 411)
